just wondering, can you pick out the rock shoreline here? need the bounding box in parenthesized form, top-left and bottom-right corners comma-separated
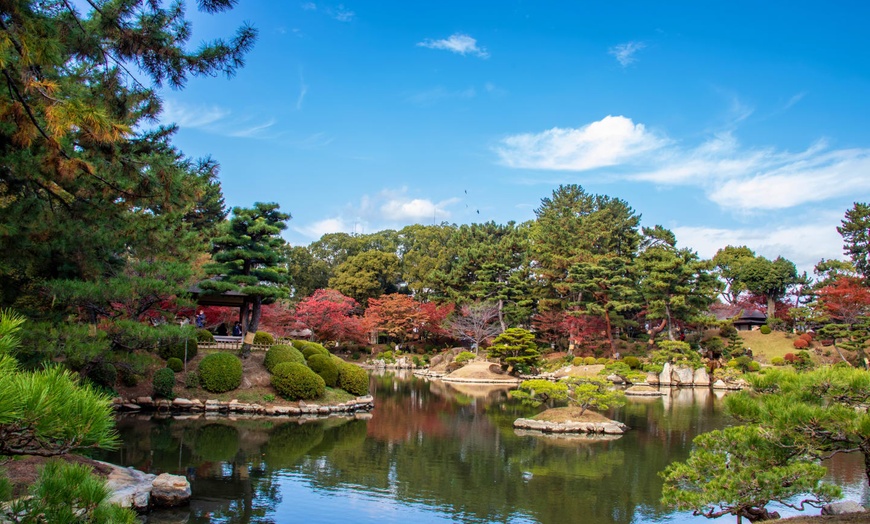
(112, 395, 375, 416)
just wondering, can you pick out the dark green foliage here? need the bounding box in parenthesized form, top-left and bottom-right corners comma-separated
(159, 336, 198, 362)
(185, 372, 200, 389)
(622, 356, 641, 369)
(253, 331, 275, 345)
(649, 340, 703, 369)
(271, 362, 325, 400)
(87, 361, 117, 389)
(307, 353, 339, 387)
(17, 321, 110, 371)
(302, 342, 330, 360)
(838, 202, 870, 278)
(198, 352, 243, 393)
(760, 325, 772, 335)
(152, 368, 176, 399)
(264, 344, 305, 373)
(338, 363, 370, 396)
(197, 329, 215, 342)
(194, 424, 240, 462)
(487, 328, 541, 372)
(166, 357, 183, 373)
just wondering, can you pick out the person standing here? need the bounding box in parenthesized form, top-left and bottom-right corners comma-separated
(232, 321, 242, 337)
(195, 310, 205, 328)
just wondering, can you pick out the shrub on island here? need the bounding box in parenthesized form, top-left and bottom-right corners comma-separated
(272, 362, 325, 400)
(338, 363, 369, 396)
(307, 353, 339, 387)
(264, 344, 305, 372)
(198, 352, 243, 393)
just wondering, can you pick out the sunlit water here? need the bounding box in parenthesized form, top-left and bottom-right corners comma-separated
(93, 372, 870, 523)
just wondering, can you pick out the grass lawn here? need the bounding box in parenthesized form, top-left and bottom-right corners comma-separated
(739, 330, 798, 363)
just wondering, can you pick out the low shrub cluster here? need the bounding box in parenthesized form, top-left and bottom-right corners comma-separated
(622, 356, 641, 370)
(759, 325, 772, 335)
(166, 357, 183, 372)
(253, 331, 275, 345)
(87, 361, 117, 389)
(271, 362, 325, 400)
(158, 336, 197, 362)
(307, 353, 339, 387)
(771, 356, 786, 366)
(264, 344, 305, 372)
(793, 338, 809, 349)
(153, 367, 175, 399)
(454, 351, 476, 364)
(302, 342, 329, 360)
(338, 363, 369, 396)
(198, 352, 243, 393)
(196, 329, 214, 343)
(583, 356, 597, 365)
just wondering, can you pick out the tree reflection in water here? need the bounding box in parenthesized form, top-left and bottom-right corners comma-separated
(94, 375, 866, 524)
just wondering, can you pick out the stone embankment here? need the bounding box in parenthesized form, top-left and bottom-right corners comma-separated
(513, 418, 628, 435)
(105, 465, 190, 511)
(643, 363, 746, 390)
(112, 395, 375, 416)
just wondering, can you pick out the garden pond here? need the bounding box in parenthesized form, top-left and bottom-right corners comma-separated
(94, 372, 870, 523)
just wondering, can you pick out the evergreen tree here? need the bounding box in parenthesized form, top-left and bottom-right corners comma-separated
(202, 203, 290, 355)
(838, 202, 870, 279)
(570, 257, 637, 357)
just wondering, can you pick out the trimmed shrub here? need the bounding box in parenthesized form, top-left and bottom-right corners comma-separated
(166, 357, 183, 372)
(153, 368, 175, 399)
(196, 329, 214, 343)
(454, 351, 476, 364)
(302, 342, 330, 360)
(799, 333, 814, 343)
(264, 344, 305, 373)
(159, 336, 198, 362)
(185, 371, 200, 389)
(583, 356, 597, 365)
(253, 331, 275, 345)
(307, 353, 339, 387)
(759, 325, 772, 335)
(87, 361, 117, 389)
(271, 362, 325, 400)
(622, 356, 641, 370)
(198, 352, 243, 393)
(572, 357, 584, 366)
(596, 358, 609, 365)
(771, 356, 786, 366)
(784, 353, 798, 363)
(793, 338, 809, 349)
(291, 339, 307, 350)
(747, 361, 761, 372)
(793, 350, 814, 371)
(338, 363, 369, 396)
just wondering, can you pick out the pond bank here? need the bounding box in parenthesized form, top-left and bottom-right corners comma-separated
(112, 395, 374, 416)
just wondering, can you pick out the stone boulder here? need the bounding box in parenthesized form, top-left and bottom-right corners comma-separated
(658, 362, 673, 385)
(693, 367, 710, 386)
(151, 473, 191, 507)
(105, 466, 155, 511)
(672, 366, 694, 385)
(646, 372, 660, 385)
(822, 501, 866, 515)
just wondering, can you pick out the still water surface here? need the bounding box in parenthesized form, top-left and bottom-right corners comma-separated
(96, 372, 870, 523)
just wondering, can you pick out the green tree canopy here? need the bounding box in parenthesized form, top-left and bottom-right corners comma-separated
(838, 202, 870, 279)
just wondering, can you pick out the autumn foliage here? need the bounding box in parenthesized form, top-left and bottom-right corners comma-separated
(817, 277, 870, 324)
(293, 289, 369, 344)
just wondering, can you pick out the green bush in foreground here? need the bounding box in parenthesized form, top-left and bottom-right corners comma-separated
(760, 325, 772, 335)
(338, 363, 369, 396)
(264, 344, 305, 373)
(198, 352, 243, 393)
(253, 331, 275, 345)
(271, 362, 325, 400)
(196, 329, 214, 342)
(771, 356, 786, 366)
(307, 353, 339, 387)
(166, 357, 183, 372)
(152, 368, 175, 399)
(302, 342, 330, 360)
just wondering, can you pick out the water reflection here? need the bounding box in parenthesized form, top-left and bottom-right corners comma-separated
(95, 375, 867, 524)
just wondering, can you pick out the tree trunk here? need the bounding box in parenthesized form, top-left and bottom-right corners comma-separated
(666, 304, 675, 341)
(767, 296, 776, 320)
(604, 309, 616, 358)
(497, 298, 506, 333)
(647, 319, 667, 346)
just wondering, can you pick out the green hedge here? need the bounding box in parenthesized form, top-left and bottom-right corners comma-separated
(338, 363, 369, 396)
(291, 339, 306, 350)
(271, 362, 325, 400)
(760, 325, 772, 335)
(196, 329, 214, 342)
(307, 354, 339, 387)
(622, 356, 641, 370)
(166, 357, 183, 373)
(198, 352, 243, 393)
(87, 361, 117, 389)
(153, 368, 175, 399)
(264, 344, 306, 373)
(454, 351, 476, 364)
(302, 342, 329, 360)
(253, 331, 275, 345)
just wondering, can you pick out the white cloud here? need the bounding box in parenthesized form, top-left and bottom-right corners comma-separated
(500, 115, 870, 213)
(497, 115, 668, 170)
(673, 218, 844, 274)
(297, 70, 308, 110)
(294, 217, 348, 239)
(380, 196, 457, 221)
(228, 119, 276, 138)
(418, 33, 489, 58)
(609, 41, 646, 67)
(328, 4, 354, 21)
(161, 100, 229, 128)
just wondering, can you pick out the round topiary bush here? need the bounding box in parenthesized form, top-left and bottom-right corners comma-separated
(159, 336, 198, 362)
(747, 361, 761, 372)
(153, 367, 175, 399)
(596, 358, 609, 365)
(302, 342, 330, 360)
(291, 339, 306, 350)
(454, 351, 476, 364)
(622, 356, 641, 370)
(166, 357, 183, 373)
(793, 338, 809, 349)
(196, 329, 214, 343)
(583, 356, 597, 365)
(338, 363, 369, 396)
(253, 331, 275, 345)
(760, 325, 772, 335)
(87, 361, 117, 389)
(198, 352, 243, 393)
(264, 344, 305, 373)
(771, 356, 786, 366)
(572, 357, 583, 366)
(271, 362, 325, 400)
(307, 353, 339, 387)
(185, 371, 200, 389)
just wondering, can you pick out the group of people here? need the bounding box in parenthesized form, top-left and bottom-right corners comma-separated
(194, 310, 243, 337)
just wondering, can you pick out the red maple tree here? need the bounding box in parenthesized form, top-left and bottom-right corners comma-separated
(817, 277, 870, 324)
(293, 289, 369, 344)
(365, 294, 429, 343)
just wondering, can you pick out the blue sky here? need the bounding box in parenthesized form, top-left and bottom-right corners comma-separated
(159, 1, 870, 273)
